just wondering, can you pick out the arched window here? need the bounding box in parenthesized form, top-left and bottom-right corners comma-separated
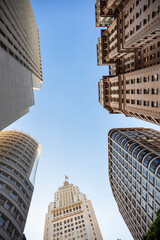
(133, 146, 143, 158)
(110, 131, 118, 139)
(124, 140, 133, 151)
(138, 150, 149, 162)
(118, 136, 126, 145)
(143, 153, 157, 167)
(129, 144, 138, 154)
(115, 134, 122, 142)
(156, 168, 160, 178)
(121, 138, 128, 148)
(150, 158, 160, 173)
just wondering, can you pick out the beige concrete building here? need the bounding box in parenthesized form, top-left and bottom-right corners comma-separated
(108, 128, 160, 240)
(43, 180, 103, 240)
(96, 0, 160, 124)
(0, 0, 42, 130)
(0, 130, 41, 240)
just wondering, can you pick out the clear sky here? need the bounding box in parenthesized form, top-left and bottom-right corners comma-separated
(6, 0, 160, 239)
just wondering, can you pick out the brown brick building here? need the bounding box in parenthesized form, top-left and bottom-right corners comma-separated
(96, 0, 160, 124)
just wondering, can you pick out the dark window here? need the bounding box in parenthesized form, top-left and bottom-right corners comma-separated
(150, 158, 160, 173)
(138, 150, 149, 162)
(143, 154, 157, 167)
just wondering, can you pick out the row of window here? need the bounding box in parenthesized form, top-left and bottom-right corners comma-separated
(0, 162, 32, 192)
(0, 171, 30, 201)
(126, 74, 158, 84)
(53, 206, 82, 218)
(111, 169, 160, 220)
(110, 139, 160, 173)
(143, 42, 160, 53)
(0, 180, 27, 213)
(0, 213, 20, 240)
(0, 193, 24, 228)
(126, 99, 158, 108)
(126, 88, 158, 95)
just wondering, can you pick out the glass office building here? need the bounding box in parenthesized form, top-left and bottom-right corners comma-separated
(108, 128, 160, 240)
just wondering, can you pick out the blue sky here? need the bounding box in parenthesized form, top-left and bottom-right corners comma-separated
(6, 0, 160, 239)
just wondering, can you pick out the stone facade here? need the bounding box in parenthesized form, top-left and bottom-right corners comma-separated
(43, 181, 103, 240)
(96, 0, 160, 124)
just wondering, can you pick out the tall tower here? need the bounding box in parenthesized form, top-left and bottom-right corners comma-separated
(108, 128, 160, 240)
(0, 0, 43, 130)
(96, 0, 160, 124)
(0, 130, 41, 240)
(44, 178, 103, 240)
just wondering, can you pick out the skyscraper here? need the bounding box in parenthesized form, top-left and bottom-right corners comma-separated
(44, 179, 103, 240)
(0, 130, 41, 240)
(96, 0, 160, 124)
(108, 128, 160, 240)
(0, 0, 43, 130)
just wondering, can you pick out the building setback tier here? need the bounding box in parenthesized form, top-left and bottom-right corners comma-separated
(44, 181, 103, 240)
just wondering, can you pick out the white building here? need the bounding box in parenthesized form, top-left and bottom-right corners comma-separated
(43, 179, 103, 240)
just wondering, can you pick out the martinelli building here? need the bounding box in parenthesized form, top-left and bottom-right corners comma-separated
(0, 131, 41, 240)
(96, 0, 160, 124)
(44, 179, 103, 240)
(108, 128, 160, 240)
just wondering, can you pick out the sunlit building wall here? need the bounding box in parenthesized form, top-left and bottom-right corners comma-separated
(96, 0, 160, 124)
(44, 180, 103, 240)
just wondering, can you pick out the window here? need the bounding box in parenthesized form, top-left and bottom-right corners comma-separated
(144, 88, 149, 94)
(137, 89, 142, 94)
(144, 101, 149, 106)
(142, 179, 147, 189)
(143, 15, 150, 25)
(136, 22, 141, 31)
(131, 100, 135, 104)
(150, 54, 155, 60)
(152, 74, 158, 81)
(151, 101, 158, 108)
(152, 7, 159, 18)
(126, 80, 130, 84)
(149, 174, 155, 185)
(143, 76, 149, 82)
(131, 79, 135, 84)
(156, 192, 160, 204)
(142, 190, 147, 200)
(156, 179, 160, 191)
(143, 168, 148, 179)
(148, 185, 154, 196)
(151, 88, 158, 94)
(137, 100, 142, 105)
(150, 44, 155, 50)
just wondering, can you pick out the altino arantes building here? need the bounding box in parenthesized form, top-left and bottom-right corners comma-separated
(0, 0, 43, 130)
(43, 179, 103, 240)
(108, 128, 160, 240)
(0, 131, 41, 240)
(96, 0, 160, 125)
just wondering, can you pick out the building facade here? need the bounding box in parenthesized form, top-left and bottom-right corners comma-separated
(96, 0, 160, 124)
(0, 130, 41, 240)
(0, 0, 43, 130)
(108, 128, 160, 240)
(44, 180, 103, 240)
